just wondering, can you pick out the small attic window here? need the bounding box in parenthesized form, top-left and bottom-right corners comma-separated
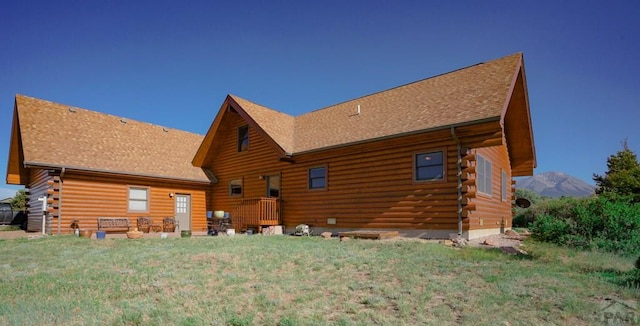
(237, 126, 249, 152)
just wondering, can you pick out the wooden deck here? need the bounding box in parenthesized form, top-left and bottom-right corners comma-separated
(338, 230, 399, 240)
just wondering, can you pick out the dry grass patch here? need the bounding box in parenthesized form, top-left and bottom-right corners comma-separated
(0, 235, 637, 325)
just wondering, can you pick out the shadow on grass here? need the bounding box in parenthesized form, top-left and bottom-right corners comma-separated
(594, 268, 640, 291)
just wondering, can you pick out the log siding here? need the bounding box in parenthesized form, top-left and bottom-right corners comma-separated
(23, 169, 208, 235)
(205, 110, 513, 238)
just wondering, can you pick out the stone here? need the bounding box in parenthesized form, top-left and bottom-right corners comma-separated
(440, 239, 454, 247)
(483, 238, 500, 246)
(321, 232, 332, 239)
(519, 229, 532, 236)
(340, 236, 350, 242)
(505, 229, 520, 237)
(453, 239, 468, 247)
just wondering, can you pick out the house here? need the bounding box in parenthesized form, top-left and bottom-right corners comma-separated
(6, 52, 535, 239)
(6, 95, 213, 234)
(193, 52, 535, 239)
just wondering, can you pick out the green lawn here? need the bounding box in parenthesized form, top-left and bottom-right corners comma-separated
(0, 235, 638, 325)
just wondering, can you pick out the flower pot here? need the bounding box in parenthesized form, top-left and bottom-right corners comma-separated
(127, 230, 143, 239)
(96, 230, 106, 240)
(180, 230, 192, 238)
(127, 232, 143, 239)
(79, 230, 93, 238)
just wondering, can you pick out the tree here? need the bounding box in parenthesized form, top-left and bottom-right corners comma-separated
(593, 139, 640, 202)
(10, 189, 27, 211)
(514, 188, 545, 205)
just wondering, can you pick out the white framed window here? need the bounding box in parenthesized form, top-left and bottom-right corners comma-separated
(176, 195, 188, 214)
(229, 179, 243, 196)
(128, 187, 149, 212)
(477, 154, 492, 195)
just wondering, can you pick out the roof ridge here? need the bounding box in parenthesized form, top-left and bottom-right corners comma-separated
(228, 94, 294, 117)
(16, 94, 204, 137)
(299, 52, 523, 117)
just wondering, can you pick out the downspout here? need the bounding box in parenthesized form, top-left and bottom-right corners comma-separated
(451, 127, 463, 237)
(57, 167, 65, 235)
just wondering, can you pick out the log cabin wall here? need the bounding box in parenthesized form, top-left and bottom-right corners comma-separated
(206, 110, 509, 238)
(25, 168, 54, 233)
(206, 112, 290, 215)
(57, 172, 208, 234)
(466, 144, 513, 237)
(282, 137, 461, 232)
(24, 170, 208, 235)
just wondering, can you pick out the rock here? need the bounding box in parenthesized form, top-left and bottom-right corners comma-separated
(505, 229, 520, 237)
(340, 236, 350, 242)
(440, 239, 454, 247)
(320, 232, 332, 239)
(519, 229, 532, 236)
(483, 238, 500, 246)
(453, 238, 468, 247)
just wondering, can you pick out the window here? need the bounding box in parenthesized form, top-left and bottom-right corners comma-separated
(477, 154, 492, 195)
(308, 167, 326, 190)
(237, 126, 249, 152)
(229, 179, 243, 196)
(501, 169, 508, 201)
(415, 151, 444, 181)
(176, 195, 188, 214)
(128, 187, 148, 212)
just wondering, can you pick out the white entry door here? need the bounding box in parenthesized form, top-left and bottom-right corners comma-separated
(175, 194, 191, 231)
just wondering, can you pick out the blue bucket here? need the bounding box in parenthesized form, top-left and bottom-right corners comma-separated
(96, 230, 106, 240)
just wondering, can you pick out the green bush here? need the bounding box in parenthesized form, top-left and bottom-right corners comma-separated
(514, 196, 580, 228)
(530, 196, 640, 256)
(529, 214, 571, 243)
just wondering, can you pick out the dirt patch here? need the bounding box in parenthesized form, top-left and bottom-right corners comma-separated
(0, 230, 43, 240)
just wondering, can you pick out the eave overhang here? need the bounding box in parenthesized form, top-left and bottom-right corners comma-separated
(500, 55, 537, 177)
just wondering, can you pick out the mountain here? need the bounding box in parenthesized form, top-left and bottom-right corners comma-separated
(515, 171, 595, 198)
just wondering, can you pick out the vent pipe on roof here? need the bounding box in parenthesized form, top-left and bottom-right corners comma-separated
(357, 104, 361, 115)
(120, 118, 127, 124)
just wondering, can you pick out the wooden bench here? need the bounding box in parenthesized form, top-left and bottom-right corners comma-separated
(98, 217, 131, 233)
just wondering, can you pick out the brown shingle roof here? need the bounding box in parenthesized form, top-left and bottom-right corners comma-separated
(229, 95, 295, 153)
(224, 53, 523, 154)
(15, 95, 210, 182)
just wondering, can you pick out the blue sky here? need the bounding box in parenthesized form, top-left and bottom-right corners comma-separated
(1, 0, 639, 198)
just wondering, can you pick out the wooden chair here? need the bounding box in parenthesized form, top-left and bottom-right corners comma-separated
(163, 217, 178, 232)
(137, 217, 153, 233)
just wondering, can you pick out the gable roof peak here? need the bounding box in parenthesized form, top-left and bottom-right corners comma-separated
(197, 52, 528, 159)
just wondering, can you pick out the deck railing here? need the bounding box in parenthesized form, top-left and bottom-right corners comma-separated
(232, 197, 281, 231)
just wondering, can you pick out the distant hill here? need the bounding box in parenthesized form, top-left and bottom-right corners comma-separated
(516, 171, 595, 198)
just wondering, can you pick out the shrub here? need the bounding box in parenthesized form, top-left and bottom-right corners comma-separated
(514, 196, 582, 228)
(530, 214, 572, 244)
(530, 196, 640, 256)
